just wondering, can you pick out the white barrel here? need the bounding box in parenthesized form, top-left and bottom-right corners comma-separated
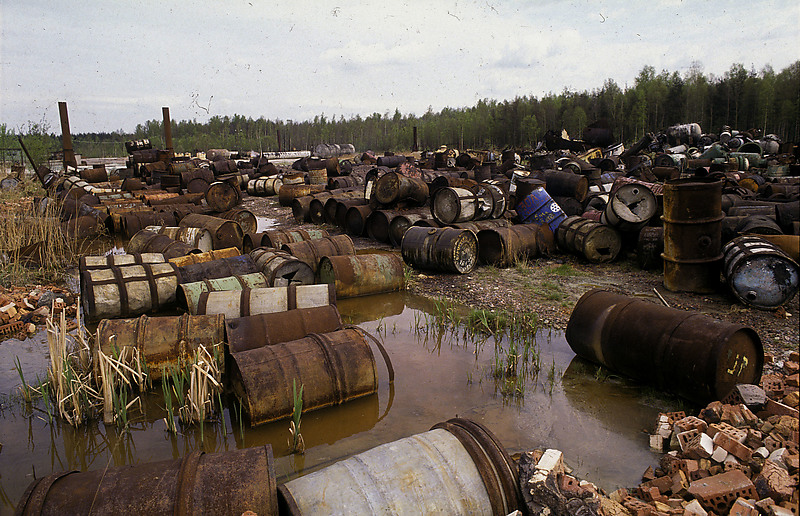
(196, 284, 336, 318)
(80, 253, 165, 270)
(144, 225, 213, 252)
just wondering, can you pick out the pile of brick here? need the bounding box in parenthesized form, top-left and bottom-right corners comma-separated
(0, 285, 78, 340)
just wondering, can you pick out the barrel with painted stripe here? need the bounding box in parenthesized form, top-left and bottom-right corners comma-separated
(247, 177, 283, 196)
(177, 254, 260, 284)
(168, 247, 240, 268)
(282, 234, 355, 274)
(318, 253, 405, 298)
(179, 213, 244, 250)
(722, 235, 799, 309)
(249, 248, 316, 286)
(225, 305, 343, 353)
(401, 226, 478, 274)
(177, 272, 271, 314)
(515, 187, 566, 232)
(144, 225, 213, 252)
(196, 284, 336, 318)
(277, 418, 519, 516)
(79, 253, 165, 270)
(128, 230, 201, 260)
(80, 262, 180, 322)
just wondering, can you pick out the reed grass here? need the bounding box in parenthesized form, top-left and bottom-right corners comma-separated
(288, 379, 305, 454)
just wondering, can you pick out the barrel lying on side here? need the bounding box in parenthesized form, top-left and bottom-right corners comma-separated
(555, 216, 621, 263)
(722, 235, 799, 310)
(229, 328, 377, 425)
(318, 253, 405, 298)
(477, 224, 553, 267)
(225, 305, 343, 353)
(168, 247, 240, 268)
(215, 208, 257, 235)
(277, 418, 519, 516)
(401, 226, 478, 274)
(178, 272, 271, 314)
(260, 228, 329, 249)
(196, 284, 336, 318)
(144, 225, 213, 252)
(179, 213, 244, 250)
(128, 230, 201, 260)
(15, 446, 277, 516)
(249, 248, 316, 286)
(79, 253, 165, 270)
(565, 289, 763, 403)
(247, 177, 283, 196)
(177, 254, 260, 284)
(282, 234, 355, 274)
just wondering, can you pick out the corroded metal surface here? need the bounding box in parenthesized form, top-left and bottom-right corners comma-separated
(247, 177, 283, 196)
(205, 180, 242, 212)
(179, 213, 244, 250)
(565, 289, 763, 403)
(556, 215, 622, 264)
(225, 305, 343, 353)
(345, 204, 374, 236)
(198, 284, 336, 318)
(636, 226, 664, 270)
(601, 182, 657, 232)
(177, 272, 271, 314)
(168, 247, 240, 268)
(216, 208, 257, 234)
(374, 171, 429, 205)
(722, 235, 799, 309)
(128, 230, 201, 260)
(478, 224, 553, 267)
(401, 226, 478, 274)
(177, 254, 259, 284)
(278, 184, 325, 207)
(80, 253, 165, 270)
(261, 228, 329, 249)
(282, 235, 356, 274)
(123, 211, 177, 239)
(249, 248, 316, 286)
(144, 225, 213, 252)
(318, 253, 405, 298)
(388, 209, 434, 247)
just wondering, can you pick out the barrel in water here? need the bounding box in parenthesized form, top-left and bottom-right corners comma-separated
(95, 313, 226, 381)
(516, 187, 566, 232)
(278, 418, 520, 516)
(196, 284, 335, 319)
(249, 248, 316, 286)
(178, 272, 271, 314)
(229, 328, 377, 425)
(81, 262, 180, 322)
(168, 247, 240, 268)
(662, 179, 723, 293)
(225, 305, 343, 353)
(565, 289, 763, 403)
(555, 215, 621, 263)
(722, 235, 799, 310)
(318, 253, 405, 298)
(144, 225, 213, 252)
(15, 446, 276, 516)
(281, 234, 355, 274)
(401, 226, 478, 274)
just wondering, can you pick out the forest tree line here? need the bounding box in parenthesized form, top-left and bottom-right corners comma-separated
(3, 61, 798, 164)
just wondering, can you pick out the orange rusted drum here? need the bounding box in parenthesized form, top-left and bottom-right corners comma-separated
(249, 248, 315, 286)
(179, 213, 244, 250)
(225, 305, 343, 353)
(281, 234, 355, 274)
(478, 224, 554, 267)
(318, 253, 405, 298)
(401, 226, 478, 274)
(555, 215, 621, 264)
(168, 247, 240, 268)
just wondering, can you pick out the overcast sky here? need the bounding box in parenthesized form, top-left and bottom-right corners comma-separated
(1, 0, 798, 134)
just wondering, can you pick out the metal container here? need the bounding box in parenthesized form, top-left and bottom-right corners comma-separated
(365, 210, 401, 243)
(282, 234, 356, 273)
(374, 171, 429, 206)
(565, 289, 763, 403)
(197, 284, 336, 318)
(94, 313, 225, 381)
(247, 177, 283, 196)
(168, 247, 240, 268)
(401, 226, 478, 274)
(229, 328, 378, 425)
(123, 211, 177, 239)
(80, 166, 108, 183)
(388, 210, 434, 247)
(205, 180, 242, 212)
(128, 230, 201, 260)
(292, 193, 330, 223)
(257, 228, 329, 249)
(318, 253, 405, 298)
(15, 446, 277, 516)
(722, 235, 799, 310)
(178, 254, 260, 284)
(177, 272, 271, 314)
(515, 187, 567, 232)
(249, 248, 316, 286)
(541, 170, 589, 202)
(307, 168, 328, 186)
(309, 192, 360, 224)
(144, 225, 213, 252)
(601, 182, 658, 232)
(477, 224, 552, 267)
(278, 418, 519, 516)
(328, 176, 359, 189)
(450, 218, 511, 234)
(431, 185, 505, 225)
(226, 305, 344, 353)
(80, 253, 165, 270)
(662, 179, 724, 293)
(216, 208, 257, 234)
(335, 198, 369, 227)
(147, 192, 205, 206)
(636, 226, 664, 270)
(278, 184, 325, 207)
(555, 215, 622, 263)
(179, 213, 244, 250)
(80, 262, 180, 322)
(61, 215, 102, 239)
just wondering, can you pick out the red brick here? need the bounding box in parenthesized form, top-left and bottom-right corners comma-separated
(688, 470, 758, 515)
(714, 431, 754, 461)
(754, 460, 796, 503)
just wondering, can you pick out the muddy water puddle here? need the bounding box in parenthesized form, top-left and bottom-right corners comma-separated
(0, 292, 684, 512)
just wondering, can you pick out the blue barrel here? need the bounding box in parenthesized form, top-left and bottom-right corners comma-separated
(516, 187, 566, 232)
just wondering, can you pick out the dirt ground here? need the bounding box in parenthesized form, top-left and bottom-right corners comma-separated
(243, 169, 799, 375)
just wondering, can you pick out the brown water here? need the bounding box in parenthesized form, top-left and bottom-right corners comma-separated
(0, 292, 685, 513)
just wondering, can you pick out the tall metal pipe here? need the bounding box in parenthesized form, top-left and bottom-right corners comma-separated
(162, 106, 173, 159)
(58, 101, 77, 170)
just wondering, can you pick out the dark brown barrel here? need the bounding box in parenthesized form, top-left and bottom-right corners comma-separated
(601, 183, 658, 232)
(168, 247, 240, 268)
(128, 230, 201, 260)
(178, 254, 259, 284)
(662, 179, 724, 293)
(142, 225, 213, 252)
(243, 233, 268, 253)
(147, 192, 205, 206)
(278, 184, 325, 207)
(555, 215, 622, 263)
(225, 305, 344, 353)
(140, 191, 180, 205)
(60, 198, 111, 227)
(258, 228, 330, 249)
(95, 313, 225, 381)
(365, 210, 400, 243)
(249, 248, 316, 286)
(229, 328, 377, 426)
(79, 166, 108, 183)
(318, 253, 405, 298)
(123, 211, 177, 239)
(477, 224, 551, 267)
(637, 226, 664, 270)
(61, 215, 101, 239)
(388, 210, 434, 247)
(15, 446, 277, 516)
(282, 235, 356, 274)
(307, 168, 327, 186)
(173, 203, 214, 222)
(80, 253, 165, 270)
(565, 289, 763, 403)
(121, 177, 145, 192)
(449, 218, 510, 234)
(345, 205, 374, 236)
(541, 170, 589, 202)
(401, 226, 478, 274)
(205, 180, 242, 212)
(328, 176, 359, 189)
(309, 193, 352, 224)
(197, 284, 336, 318)
(216, 208, 257, 234)
(722, 235, 799, 309)
(334, 198, 369, 227)
(374, 171, 429, 205)
(736, 215, 783, 235)
(727, 205, 776, 217)
(80, 262, 180, 322)
(211, 159, 238, 175)
(247, 177, 283, 196)
(179, 213, 244, 250)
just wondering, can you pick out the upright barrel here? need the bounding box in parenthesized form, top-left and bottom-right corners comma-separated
(662, 179, 723, 293)
(277, 418, 519, 516)
(318, 253, 405, 298)
(722, 235, 799, 309)
(225, 305, 344, 353)
(401, 226, 478, 274)
(565, 290, 763, 403)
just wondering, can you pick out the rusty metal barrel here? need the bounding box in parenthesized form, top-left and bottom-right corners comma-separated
(177, 254, 260, 284)
(229, 329, 380, 425)
(128, 230, 201, 260)
(565, 289, 763, 403)
(256, 228, 329, 250)
(540, 169, 589, 202)
(197, 284, 336, 318)
(477, 224, 551, 267)
(365, 210, 400, 243)
(278, 184, 325, 207)
(555, 215, 622, 263)
(318, 253, 405, 298)
(309, 191, 359, 224)
(307, 168, 327, 186)
(374, 171, 429, 205)
(15, 446, 277, 516)
(432, 184, 506, 225)
(328, 175, 359, 189)
(282, 234, 355, 274)
(80, 253, 165, 270)
(168, 247, 240, 268)
(333, 198, 368, 226)
(325, 196, 365, 225)
(179, 213, 244, 250)
(226, 305, 344, 353)
(345, 205, 374, 236)
(143, 225, 213, 252)
(389, 210, 434, 247)
(401, 226, 478, 274)
(247, 177, 283, 196)
(637, 226, 664, 270)
(79, 166, 109, 183)
(601, 182, 658, 232)
(662, 179, 724, 293)
(215, 208, 257, 234)
(80, 262, 180, 322)
(178, 272, 271, 314)
(123, 210, 177, 239)
(94, 313, 226, 381)
(277, 418, 519, 516)
(722, 235, 799, 310)
(205, 180, 242, 212)
(249, 248, 316, 286)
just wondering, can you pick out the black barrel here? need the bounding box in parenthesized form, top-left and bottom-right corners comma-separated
(401, 226, 478, 274)
(722, 235, 799, 309)
(177, 254, 260, 284)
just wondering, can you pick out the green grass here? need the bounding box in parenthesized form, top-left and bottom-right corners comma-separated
(548, 263, 587, 277)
